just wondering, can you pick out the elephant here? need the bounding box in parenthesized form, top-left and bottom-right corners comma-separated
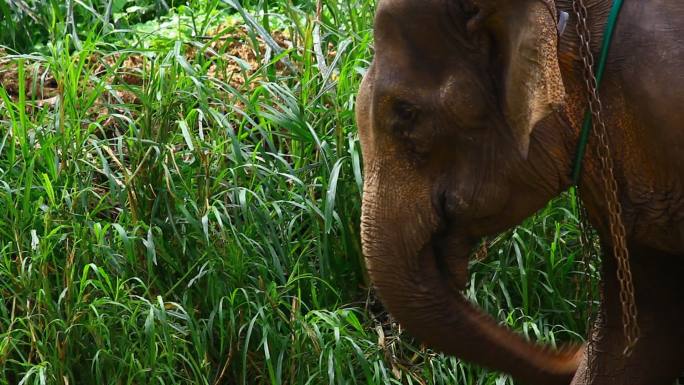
(355, 0, 684, 384)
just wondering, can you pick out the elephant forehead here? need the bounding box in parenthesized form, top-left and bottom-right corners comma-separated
(374, 0, 468, 55)
(376, 0, 448, 15)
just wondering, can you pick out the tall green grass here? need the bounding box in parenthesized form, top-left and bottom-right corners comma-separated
(0, 1, 595, 384)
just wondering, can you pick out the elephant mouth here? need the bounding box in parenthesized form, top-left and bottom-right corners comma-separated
(430, 224, 476, 291)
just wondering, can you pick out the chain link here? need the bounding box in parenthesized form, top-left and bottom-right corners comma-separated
(572, 0, 640, 357)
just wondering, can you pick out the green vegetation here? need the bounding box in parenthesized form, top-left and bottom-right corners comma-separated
(0, 1, 597, 384)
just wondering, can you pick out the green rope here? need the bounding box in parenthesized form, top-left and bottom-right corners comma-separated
(571, 0, 625, 185)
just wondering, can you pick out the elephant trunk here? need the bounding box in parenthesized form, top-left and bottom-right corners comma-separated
(361, 175, 580, 385)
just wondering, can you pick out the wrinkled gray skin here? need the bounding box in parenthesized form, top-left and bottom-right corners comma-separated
(356, 0, 684, 384)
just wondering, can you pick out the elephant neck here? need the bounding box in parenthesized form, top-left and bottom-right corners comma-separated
(514, 0, 614, 205)
(553, 0, 623, 234)
(555, 0, 614, 74)
(554, 0, 614, 179)
(555, 0, 613, 118)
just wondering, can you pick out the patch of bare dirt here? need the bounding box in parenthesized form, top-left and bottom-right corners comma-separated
(0, 50, 58, 101)
(205, 25, 292, 88)
(0, 23, 293, 111)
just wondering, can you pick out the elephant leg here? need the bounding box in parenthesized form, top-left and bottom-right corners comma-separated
(572, 250, 684, 385)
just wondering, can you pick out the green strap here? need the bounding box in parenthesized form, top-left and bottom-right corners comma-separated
(571, 0, 625, 185)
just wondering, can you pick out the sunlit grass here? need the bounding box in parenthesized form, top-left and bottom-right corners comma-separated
(0, 1, 595, 384)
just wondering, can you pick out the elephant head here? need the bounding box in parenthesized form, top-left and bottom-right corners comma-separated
(357, 0, 580, 384)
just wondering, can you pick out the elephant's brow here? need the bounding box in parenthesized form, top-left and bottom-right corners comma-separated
(375, 82, 418, 104)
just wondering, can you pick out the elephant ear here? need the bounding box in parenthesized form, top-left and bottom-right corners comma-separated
(474, 0, 566, 157)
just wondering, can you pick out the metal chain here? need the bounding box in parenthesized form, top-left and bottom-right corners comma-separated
(572, 0, 640, 356)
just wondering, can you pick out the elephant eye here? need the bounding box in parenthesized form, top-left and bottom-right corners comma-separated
(393, 100, 419, 123)
(460, 1, 479, 20)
